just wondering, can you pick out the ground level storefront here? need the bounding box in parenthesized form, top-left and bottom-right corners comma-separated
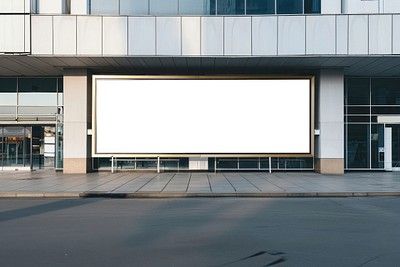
(3, 71, 400, 173)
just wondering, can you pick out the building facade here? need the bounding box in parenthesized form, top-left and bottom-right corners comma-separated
(1, 0, 400, 174)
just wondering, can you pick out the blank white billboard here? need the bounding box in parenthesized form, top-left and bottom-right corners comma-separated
(94, 78, 312, 155)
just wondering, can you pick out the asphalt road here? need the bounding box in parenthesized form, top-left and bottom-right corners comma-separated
(0, 197, 399, 267)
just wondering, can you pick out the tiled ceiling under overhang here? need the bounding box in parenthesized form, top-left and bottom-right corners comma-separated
(0, 56, 400, 77)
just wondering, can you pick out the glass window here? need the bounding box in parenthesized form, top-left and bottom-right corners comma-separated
(0, 78, 17, 92)
(150, 0, 178, 15)
(217, 0, 245, 15)
(346, 78, 370, 105)
(120, 0, 149, 15)
(0, 78, 17, 105)
(210, 0, 216, 14)
(19, 78, 57, 93)
(91, 0, 119, 15)
(347, 124, 370, 168)
(246, 0, 275, 14)
(277, 0, 303, 14)
(371, 78, 400, 105)
(18, 93, 57, 106)
(179, 0, 211, 15)
(304, 0, 320, 14)
(57, 78, 63, 93)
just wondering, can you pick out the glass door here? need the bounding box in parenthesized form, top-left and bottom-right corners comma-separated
(0, 127, 32, 170)
(391, 125, 400, 170)
(0, 127, 2, 170)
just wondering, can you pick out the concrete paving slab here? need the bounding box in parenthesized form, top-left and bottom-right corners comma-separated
(1, 171, 400, 197)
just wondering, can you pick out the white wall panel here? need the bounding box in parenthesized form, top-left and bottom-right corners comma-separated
(0, 15, 25, 52)
(24, 0, 30, 13)
(77, 16, 102, 55)
(24, 15, 30, 52)
(342, 0, 378, 14)
(0, 0, 25, 13)
(252, 17, 277, 56)
(54, 16, 77, 55)
(156, 17, 181, 56)
(182, 17, 200, 56)
(278, 16, 305, 55)
(306, 16, 335, 55)
(224, 17, 251, 56)
(71, 0, 88, 15)
(321, 0, 341, 14)
(128, 17, 155, 55)
(348, 15, 368, 55)
(31, 16, 53, 54)
(393, 15, 400, 54)
(38, 0, 64, 14)
(383, 0, 400, 13)
(369, 15, 391, 54)
(201, 17, 223, 55)
(336, 15, 348, 54)
(103, 17, 127, 55)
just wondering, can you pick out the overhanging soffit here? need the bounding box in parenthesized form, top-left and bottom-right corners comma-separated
(0, 56, 400, 77)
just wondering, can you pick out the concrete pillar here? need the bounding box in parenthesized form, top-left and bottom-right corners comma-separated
(315, 69, 344, 174)
(63, 69, 91, 173)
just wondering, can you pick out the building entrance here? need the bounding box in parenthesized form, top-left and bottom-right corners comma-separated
(0, 127, 31, 170)
(0, 125, 61, 171)
(383, 124, 400, 171)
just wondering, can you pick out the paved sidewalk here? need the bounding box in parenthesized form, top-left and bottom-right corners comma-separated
(0, 171, 400, 198)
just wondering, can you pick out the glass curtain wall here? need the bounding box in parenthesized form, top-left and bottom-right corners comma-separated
(93, 157, 313, 171)
(0, 77, 63, 121)
(89, 0, 320, 15)
(0, 77, 64, 170)
(345, 78, 400, 170)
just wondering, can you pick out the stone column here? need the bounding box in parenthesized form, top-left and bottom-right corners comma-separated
(63, 69, 91, 173)
(315, 69, 344, 174)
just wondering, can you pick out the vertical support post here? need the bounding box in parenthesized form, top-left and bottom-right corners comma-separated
(111, 156, 114, 173)
(214, 157, 217, 173)
(384, 127, 392, 171)
(269, 157, 272, 174)
(157, 156, 160, 173)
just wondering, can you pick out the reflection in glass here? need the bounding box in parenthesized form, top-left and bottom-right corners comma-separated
(57, 78, 63, 92)
(217, 0, 245, 15)
(18, 106, 58, 115)
(19, 78, 57, 92)
(91, 0, 119, 14)
(0, 94, 17, 105)
(392, 125, 400, 168)
(0, 78, 17, 92)
(120, 0, 149, 15)
(371, 124, 384, 169)
(246, 0, 275, 14)
(277, 0, 303, 14)
(304, 0, 320, 13)
(371, 78, 400, 105)
(56, 124, 63, 169)
(347, 124, 370, 168)
(346, 78, 370, 105)
(150, 0, 178, 14)
(179, 0, 211, 15)
(19, 93, 57, 106)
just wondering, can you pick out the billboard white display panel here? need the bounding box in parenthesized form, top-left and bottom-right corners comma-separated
(94, 77, 312, 155)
